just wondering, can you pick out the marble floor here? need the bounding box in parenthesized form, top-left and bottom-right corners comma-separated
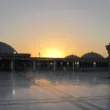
(0, 70, 109, 110)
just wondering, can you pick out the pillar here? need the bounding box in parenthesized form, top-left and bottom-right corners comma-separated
(67, 62, 69, 69)
(10, 60, 14, 71)
(53, 61, 56, 71)
(72, 61, 74, 71)
(33, 60, 36, 71)
(48, 62, 50, 68)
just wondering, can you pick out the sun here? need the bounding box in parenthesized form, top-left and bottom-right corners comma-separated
(43, 48, 64, 58)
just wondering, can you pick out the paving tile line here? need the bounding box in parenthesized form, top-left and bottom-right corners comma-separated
(36, 82, 110, 101)
(22, 72, 110, 107)
(17, 72, 109, 95)
(0, 99, 68, 105)
(16, 73, 109, 110)
(0, 96, 109, 105)
(0, 100, 108, 110)
(37, 83, 108, 110)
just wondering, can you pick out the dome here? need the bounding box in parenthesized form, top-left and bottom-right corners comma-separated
(81, 52, 104, 59)
(65, 54, 79, 59)
(0, 42, 17, 54)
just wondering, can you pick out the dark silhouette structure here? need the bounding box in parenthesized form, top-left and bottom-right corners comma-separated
(0, 42, 30, 71)
(106, 43, 110, 58)
(81, 52, 104, 59)
(0, 41, 110, 71)
(0, 42, 17, 54)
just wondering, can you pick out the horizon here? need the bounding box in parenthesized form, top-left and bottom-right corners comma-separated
(0, 0, 110, 57)
(0, 41, 109, 58)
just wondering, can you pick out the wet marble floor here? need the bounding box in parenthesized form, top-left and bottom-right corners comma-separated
(0, 71, 109, 110)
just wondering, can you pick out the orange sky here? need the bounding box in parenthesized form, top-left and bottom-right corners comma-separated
(0, 0, 110, 58)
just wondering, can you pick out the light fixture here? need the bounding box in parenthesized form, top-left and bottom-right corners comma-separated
(94, 62, 96, 65)
(14, 52, 16, 54)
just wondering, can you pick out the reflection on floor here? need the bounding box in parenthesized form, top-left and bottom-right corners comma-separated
(0, 71, 109, 110)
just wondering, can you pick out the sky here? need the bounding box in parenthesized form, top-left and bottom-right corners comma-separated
(0, 0, 110, 58)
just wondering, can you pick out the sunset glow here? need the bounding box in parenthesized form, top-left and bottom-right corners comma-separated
(0, 0, 110, 58)
(43, 48, 64, 58)
(0, 1, 110, 109)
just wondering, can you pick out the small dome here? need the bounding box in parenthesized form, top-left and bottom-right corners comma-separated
(81, 52, 104, 59)
(0, 42, 17, 54)
(65, 54, 79, 59)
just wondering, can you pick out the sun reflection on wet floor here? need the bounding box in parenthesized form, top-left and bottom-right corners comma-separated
(35, 79, 51, 84)
(0, 71, 109, 110)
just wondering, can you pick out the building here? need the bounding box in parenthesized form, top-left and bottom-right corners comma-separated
(0, 42, 31, 71)
(0, 41, 110, 71)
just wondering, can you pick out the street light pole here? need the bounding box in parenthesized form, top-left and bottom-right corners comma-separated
(14, 52, 16, 72)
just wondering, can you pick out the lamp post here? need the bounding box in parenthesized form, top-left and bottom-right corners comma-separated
(14, 52, 16, 72)
(93, 62, 96, 69)
(77, 62, 79, 68)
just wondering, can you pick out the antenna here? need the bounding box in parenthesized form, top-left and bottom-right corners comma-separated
(39, 52, 40, 57)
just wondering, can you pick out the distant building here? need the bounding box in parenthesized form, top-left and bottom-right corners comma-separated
(0, 41, 110, 71)
(0, 42, 30, 58)
(0, 42, 17, 54)
(0, 42, 31, 71)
